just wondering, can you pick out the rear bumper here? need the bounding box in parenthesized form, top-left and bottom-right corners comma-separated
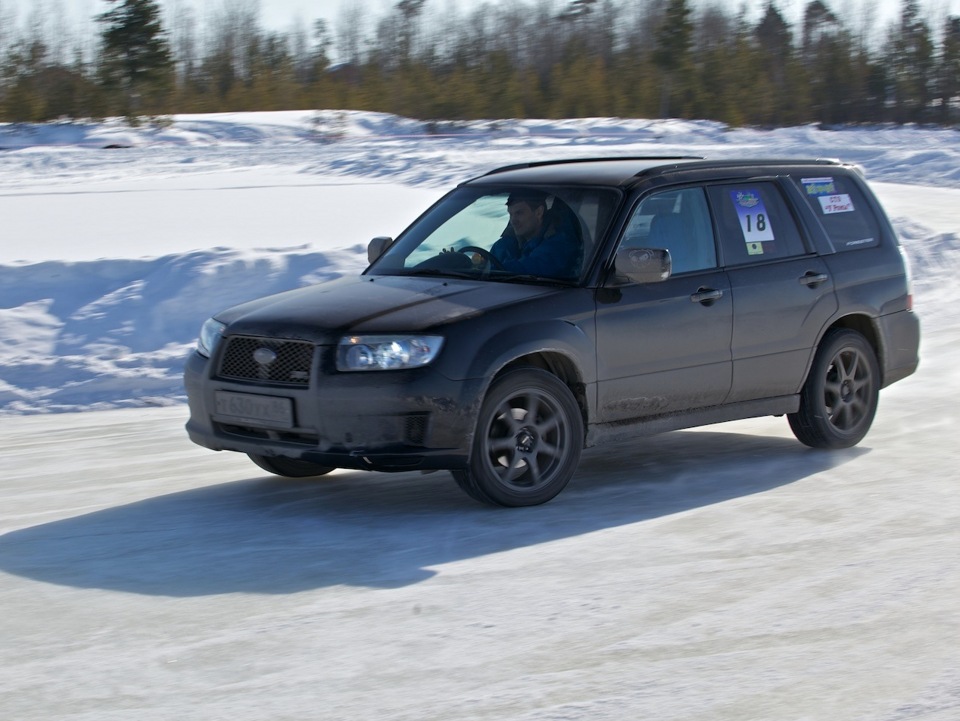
(183, 351, 483, 471)
(878, 309, 921, 387)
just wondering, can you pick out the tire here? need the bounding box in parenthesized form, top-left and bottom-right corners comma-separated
(248, 454, 335, 478)
(788, 329, 880, 449)
(453, 368, 584, 507)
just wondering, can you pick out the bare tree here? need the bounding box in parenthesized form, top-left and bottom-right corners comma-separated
(204, 0, 262, 97)
(0, 0, 13, 65)
(936, 15, 959, 123)
(335, 0, 366, 66)
(167, 0, 198, 84)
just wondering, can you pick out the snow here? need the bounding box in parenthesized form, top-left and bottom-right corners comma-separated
(0, 112, 958, 719)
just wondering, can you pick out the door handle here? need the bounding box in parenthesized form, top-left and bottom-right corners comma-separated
(799, 271, 829, 287)
(690, 288, 724, 304)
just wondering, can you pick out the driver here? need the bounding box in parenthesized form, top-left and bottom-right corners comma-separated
(488, 190, 581, 279)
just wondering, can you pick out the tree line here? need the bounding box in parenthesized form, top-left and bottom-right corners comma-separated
(1, 0, 958, 127)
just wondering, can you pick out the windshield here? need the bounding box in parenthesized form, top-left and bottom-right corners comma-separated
(368, 185, 620, 283)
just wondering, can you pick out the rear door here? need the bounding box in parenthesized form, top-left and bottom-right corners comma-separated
(707, 181, 838, 402)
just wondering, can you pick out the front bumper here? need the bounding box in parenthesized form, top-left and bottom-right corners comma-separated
(183, 350, 484, 472)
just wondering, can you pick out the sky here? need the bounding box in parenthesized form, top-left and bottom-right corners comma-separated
(3, 0, 955, 37)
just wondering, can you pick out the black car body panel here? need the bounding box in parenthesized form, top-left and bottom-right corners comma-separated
(216, 275, 563, 341)
(184, 157, 920, 504)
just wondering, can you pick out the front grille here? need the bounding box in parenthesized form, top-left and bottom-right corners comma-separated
(218, 336, 315, 385)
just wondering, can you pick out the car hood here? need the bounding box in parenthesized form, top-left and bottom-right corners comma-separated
(216, 274, 562, 342)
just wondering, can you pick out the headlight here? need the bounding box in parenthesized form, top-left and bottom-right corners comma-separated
(337, 335, 444, 371)
(197, 318, 226, 358)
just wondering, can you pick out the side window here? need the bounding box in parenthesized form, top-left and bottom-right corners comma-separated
(621, 187, 717, 274)
(707, 182, 807, 265)
(792, 174, 881, 251)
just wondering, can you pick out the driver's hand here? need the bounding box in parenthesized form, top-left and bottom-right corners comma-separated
(469, 252, 484, 266)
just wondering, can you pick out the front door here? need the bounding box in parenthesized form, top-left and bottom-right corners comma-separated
(595, 187, 733, 422)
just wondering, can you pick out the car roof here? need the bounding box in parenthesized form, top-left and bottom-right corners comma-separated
(463, 156, 847, 189)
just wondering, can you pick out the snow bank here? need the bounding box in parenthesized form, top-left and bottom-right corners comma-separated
(0, 247, 365, 412)
(1, 111, 957, 414)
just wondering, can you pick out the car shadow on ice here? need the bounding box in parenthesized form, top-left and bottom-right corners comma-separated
(0, 428, 856, 597)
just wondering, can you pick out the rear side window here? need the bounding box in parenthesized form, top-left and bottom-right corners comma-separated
(792, 174, 880, 251)
(707, 182, 807, 265)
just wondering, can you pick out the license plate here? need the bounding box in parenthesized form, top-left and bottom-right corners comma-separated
(214, 391, 294, 429)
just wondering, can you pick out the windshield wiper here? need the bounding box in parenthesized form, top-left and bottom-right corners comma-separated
(489, 272, 575, 286)
(393, 268, 479, 280)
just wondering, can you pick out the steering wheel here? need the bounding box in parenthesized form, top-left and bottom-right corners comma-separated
(457, 246, 506, 271)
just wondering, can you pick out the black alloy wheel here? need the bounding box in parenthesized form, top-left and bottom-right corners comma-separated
(453, 368, 584, 506)
(789, 328, 880, 449)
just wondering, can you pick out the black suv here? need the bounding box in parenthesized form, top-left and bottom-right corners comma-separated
(184, 158, 920, 506)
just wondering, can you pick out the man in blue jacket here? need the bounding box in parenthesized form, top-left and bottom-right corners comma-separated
(490, 191, 581, 279)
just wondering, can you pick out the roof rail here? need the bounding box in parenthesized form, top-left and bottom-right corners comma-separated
(480, 156, 705, 177)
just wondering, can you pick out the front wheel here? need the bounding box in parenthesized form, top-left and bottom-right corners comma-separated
(788, 329, 880, 449)
(453, 368, 584, 507)
(248, 454, 335, 478)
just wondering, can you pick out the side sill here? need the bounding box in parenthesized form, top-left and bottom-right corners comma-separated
(585, 396, 800, 448)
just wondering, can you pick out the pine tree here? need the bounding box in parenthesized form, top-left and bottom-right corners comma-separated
(937, 17, 960, 125)
(754, 2, 808, 125)
(801, 0, 856, 124)
(98, 0, 173, 119)
(653, 0, 693, 118)
(888, 0, 934, 122)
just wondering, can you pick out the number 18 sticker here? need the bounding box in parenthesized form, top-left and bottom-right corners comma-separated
(731, 189, 775, 247)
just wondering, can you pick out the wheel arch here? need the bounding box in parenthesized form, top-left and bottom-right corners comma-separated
(821, 313, 883, 382)
(498, 351, 589, 430)
(795, 313, 883, 395)
(456, 319, 595, 431)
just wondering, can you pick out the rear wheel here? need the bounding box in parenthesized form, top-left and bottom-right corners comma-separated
(788, 329, 880, 449)
(453, 368, 584, 507)
(248, 454, 335, 478)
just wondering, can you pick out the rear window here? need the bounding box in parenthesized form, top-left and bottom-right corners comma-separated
(793, 174, 880, 251)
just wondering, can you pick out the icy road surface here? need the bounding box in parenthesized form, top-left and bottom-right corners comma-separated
(1, 321, 957, 721)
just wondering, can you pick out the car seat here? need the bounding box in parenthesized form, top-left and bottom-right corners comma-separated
(648, 213, 694, 274)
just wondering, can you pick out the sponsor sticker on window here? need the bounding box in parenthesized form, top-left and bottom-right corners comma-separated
(818, 194, 855, 214)
(802, 177, 855, 214)
(731, 189, 775, 251)
(801, 177, 837, 196)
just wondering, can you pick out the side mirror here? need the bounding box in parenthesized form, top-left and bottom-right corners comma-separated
(367, 236, 394, 264)
(611, 247, 672, 285)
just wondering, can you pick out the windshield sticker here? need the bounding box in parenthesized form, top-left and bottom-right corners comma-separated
(731, 189, 775, 245)
(818, 194, 855, 214)
(801, 177, 837, 196)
